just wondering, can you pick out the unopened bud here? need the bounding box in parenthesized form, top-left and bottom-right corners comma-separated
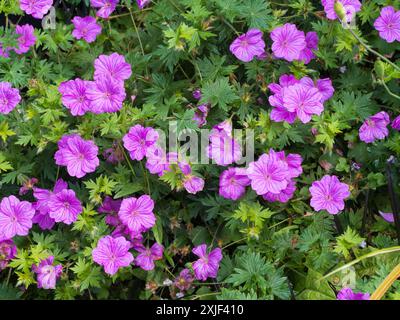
(334, 1, 346, 20)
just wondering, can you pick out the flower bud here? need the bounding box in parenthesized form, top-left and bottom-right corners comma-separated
(334, 1, 346, 20)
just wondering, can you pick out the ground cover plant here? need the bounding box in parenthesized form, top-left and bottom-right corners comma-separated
(1, 0, 400, 300)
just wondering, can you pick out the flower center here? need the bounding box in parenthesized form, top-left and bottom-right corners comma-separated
(0, 98, 8, 106)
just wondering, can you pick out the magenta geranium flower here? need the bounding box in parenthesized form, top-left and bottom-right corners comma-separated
(229, 29, 266, 62)
(271, 23, 306, 62)
(137, 0, 151, 9)
(58, 79, 93, 116)
(337, 287, 370, 300)
(72, 16, 102, 43)
(0, 196, 35, 240)
(54, 134, 99, 178)
(19, 0, 53, 19)
(219, 167, 250, 200)
(246, 152, 290, 195)
(298, 31, 318, 64)
(359, 111, 390, 143)
(118, 195, 156, 233)
(193, 104, 210, 127)
(183, 175, 205, 194)
(32, 179, 68, 230)
(268, 74, 299, 124)
(32, 256, 62, 289)
(145, 146, 175, 176)
(374, 6, 400, 43)
(14, 24, 36, 54)
(134, 242, 163, 271)
(379, 211, 394, 223)
(0, 82, 21, 114)
(86, 76, 126, 113)
(90, 0, 118, 19)
(192, 244, 222, 281)
(283, 83, 324, 123)
(392, 115, 400, 131)
(122, 125, 159, 161)
(174, 268, 194, 292)
(263, 180, 296, 203)
(0, 240, 17, 270)
(48, 189, 83, 225)
(322, 0, 361, 22)
(207, 123, 242, 166)
(92, 235, 134, 275)
(94, 53, 132, 83)
(309, 175, 350, 215)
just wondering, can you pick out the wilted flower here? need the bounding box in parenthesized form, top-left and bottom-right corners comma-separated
(193, 104, 209, 127)
(229, 29, 266, 62)
(0, 240, 17, 270)
(92, 236, 134, 275)
(72, 16, 102, 43)
(19, 177, 38, 196)
(103, 143, 124, 164)
(359, 111, 390, 143)
(183, 175, 205, 194)
(137, 0, 151, 9)
(309, 175, 350, 215)
(174, 269, 194, 292)
(32, 256, 62, 289)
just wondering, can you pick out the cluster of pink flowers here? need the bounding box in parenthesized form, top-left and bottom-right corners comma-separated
(33, 179, 83, 227)
(309, 175, 350, 215)
(374, 6, 400, 43)
(54, 134, 100, 178)
(93, 195, 163, 274)
(123, 125, 205, 194)
(268, 74, 334, 124)
(20, 0, 53, 19)
(246, 149, 303, 203)
(229, 25, 318, 64)
(358, 111, 390, 144)
(0, 24, 36, 58)
(72, 16, 102, 43)
(0, 82, 21, 114)
(59, 52, 130, 116)
(207, 119, 242, 166)
(322, 0, 361, 23)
